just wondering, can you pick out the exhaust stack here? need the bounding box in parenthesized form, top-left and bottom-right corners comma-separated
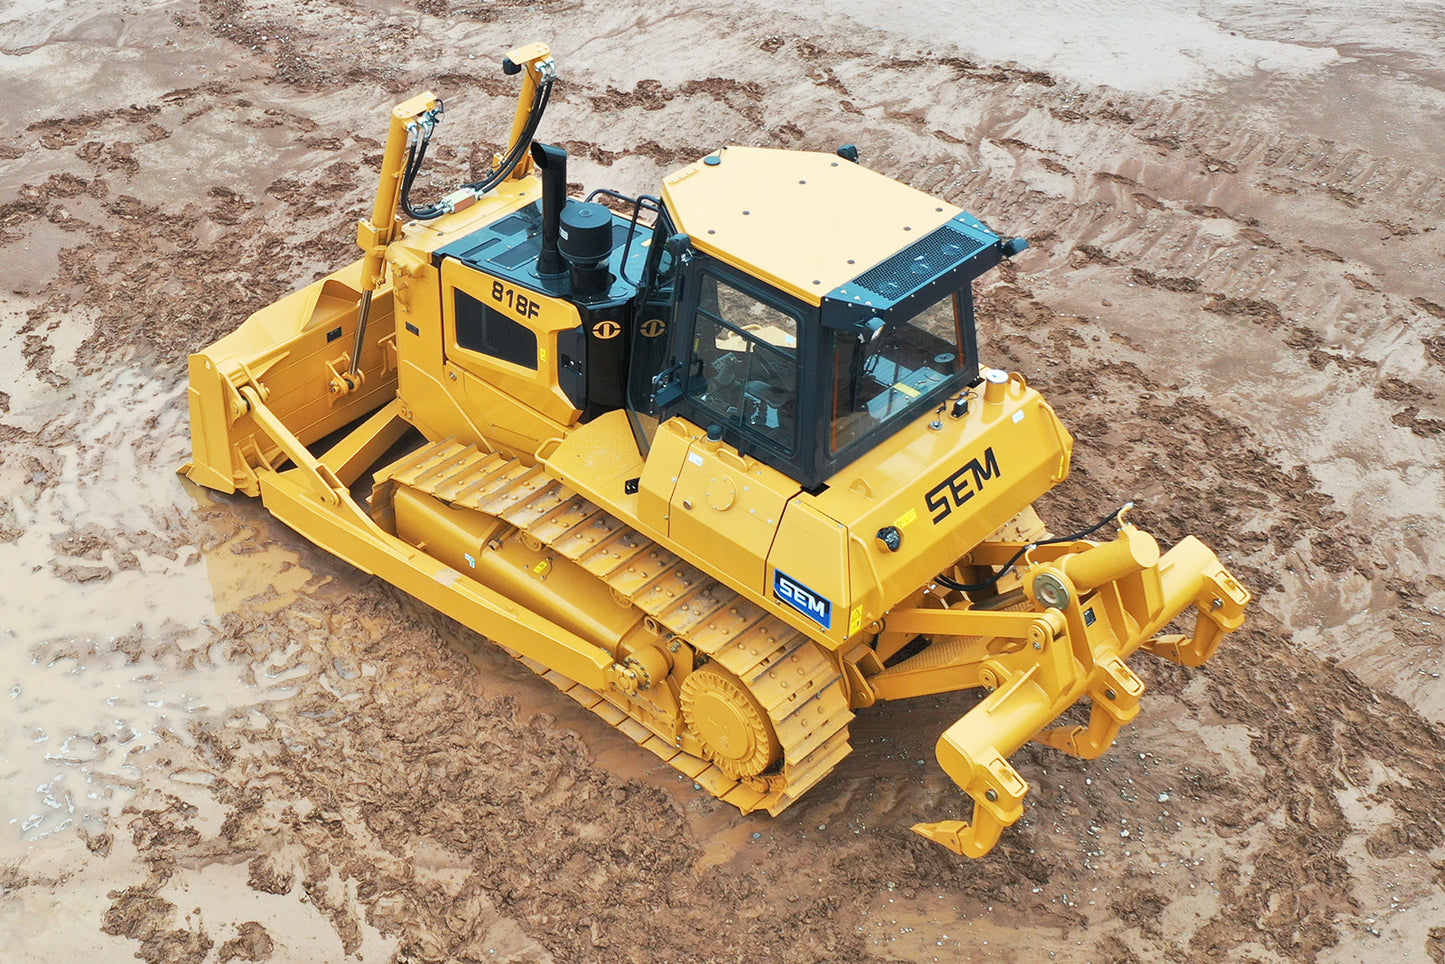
(530, 142, 567, 278)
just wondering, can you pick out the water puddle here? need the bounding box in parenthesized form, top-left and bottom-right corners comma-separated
(0, 360, 334, 861)
(859, 894, 1040, 963)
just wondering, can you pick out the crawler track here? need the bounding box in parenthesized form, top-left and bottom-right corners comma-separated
(384, 438, 854, 814)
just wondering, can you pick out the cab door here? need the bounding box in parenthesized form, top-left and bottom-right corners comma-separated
(440, 258, 584, 452)
(625, 209, 685, 447)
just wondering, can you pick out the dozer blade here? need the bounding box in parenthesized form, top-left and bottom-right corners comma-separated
(888, 528, 1249, 857)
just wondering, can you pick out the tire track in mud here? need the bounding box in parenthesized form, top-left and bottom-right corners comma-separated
(1, 91, 381, 371)
(95, 587, 899, 964)
(976, 276, 1445, 961)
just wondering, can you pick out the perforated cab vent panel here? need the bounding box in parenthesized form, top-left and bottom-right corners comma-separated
(491, 214, 533, 237)
(852, 225, 988, 299)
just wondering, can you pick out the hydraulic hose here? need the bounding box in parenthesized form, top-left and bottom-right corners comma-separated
(937, 502, 1135, 595)
(464, 70, 553, 195)
(399, 110, 444, 221)
(399, 65, 554, 221)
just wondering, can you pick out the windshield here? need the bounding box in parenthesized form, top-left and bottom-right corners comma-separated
(829, 290, 968, 454)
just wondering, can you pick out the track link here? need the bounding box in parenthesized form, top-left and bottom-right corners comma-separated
(384, 439, 854, 815)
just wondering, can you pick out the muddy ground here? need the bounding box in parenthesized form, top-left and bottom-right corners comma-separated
(3, 1, 1444, 961)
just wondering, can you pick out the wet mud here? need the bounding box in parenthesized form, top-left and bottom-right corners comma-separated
(3, 1, 1444, 962)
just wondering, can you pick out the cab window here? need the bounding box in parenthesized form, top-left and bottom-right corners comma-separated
(830, 290, 966, 453)
(456, 287, 537, 369)
(686, 274, 799, 453)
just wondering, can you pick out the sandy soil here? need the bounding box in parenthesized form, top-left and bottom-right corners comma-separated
(3, 1, 1444, 961)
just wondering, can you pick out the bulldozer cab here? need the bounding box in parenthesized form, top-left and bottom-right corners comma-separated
(633, 146, 1009, 490)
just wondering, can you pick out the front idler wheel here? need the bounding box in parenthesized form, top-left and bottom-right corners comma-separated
(679, 664, 780, 780)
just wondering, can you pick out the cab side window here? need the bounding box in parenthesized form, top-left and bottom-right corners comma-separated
(687, 274, 799, 452)
(456, 288, 537, 369)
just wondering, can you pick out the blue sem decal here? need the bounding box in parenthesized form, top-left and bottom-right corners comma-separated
(774, 569, 832, 629)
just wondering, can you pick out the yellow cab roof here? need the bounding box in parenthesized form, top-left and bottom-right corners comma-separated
(661, 146, 961, 306)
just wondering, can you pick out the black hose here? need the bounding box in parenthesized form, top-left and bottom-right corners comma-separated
(463, 72, 553, 195)
(400, 114, 442, 220)
(400, 67, 555, 221)
(936, 502, 1134, 595)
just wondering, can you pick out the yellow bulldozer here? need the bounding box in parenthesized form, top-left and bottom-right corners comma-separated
(182, 44, 1249, 857)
